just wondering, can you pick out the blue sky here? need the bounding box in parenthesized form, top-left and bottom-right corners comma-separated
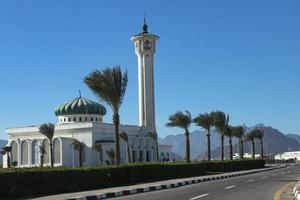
(0, 1, 299, 140)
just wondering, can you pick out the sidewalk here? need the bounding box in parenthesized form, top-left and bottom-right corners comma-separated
(33, 165, 285, 200)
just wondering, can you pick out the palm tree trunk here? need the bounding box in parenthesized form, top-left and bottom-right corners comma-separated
(260, 139, 264, 159)
(113, 113, 121, 165)
(252, 141, 255, 159)
(207, 129, 211, 161)
(185, 129, 190, 163)
(127, 142, 131, 163)
(40, 153, 44, 167)
(229, 136, 233, 160)
(239, 138, 244, 159)
(50, 142, 54, 167)
(7, 154, 11, 168)
(99, 154, 103, 165)
(156, 139, 159, 162)
(221, 134, 224, 161)
(79, 149, 83, 167)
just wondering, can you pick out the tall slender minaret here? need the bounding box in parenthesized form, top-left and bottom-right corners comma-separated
(131, 19, 159, 132)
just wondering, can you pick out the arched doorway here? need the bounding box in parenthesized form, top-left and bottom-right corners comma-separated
(31, 140, 39, 165)
(53, 138, 61, 164)
(21, 140, 29, 165)
(10, 141, 18, 165)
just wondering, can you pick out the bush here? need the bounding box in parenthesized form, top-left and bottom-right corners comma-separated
(0, 159, 265, 199)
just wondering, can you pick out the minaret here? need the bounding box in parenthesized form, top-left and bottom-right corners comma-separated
(131, 19, 159, 132)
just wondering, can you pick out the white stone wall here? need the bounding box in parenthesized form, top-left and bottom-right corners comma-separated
(4, 122, 158, 167)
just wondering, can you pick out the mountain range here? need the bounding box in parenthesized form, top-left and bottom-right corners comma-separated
(159, 124, 300, 160)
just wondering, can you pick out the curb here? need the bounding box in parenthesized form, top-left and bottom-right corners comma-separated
(293, 181, 300, 200)
(69, 165, 285, 200)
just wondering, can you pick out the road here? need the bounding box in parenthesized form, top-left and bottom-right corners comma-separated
(114, 164, 300, 200)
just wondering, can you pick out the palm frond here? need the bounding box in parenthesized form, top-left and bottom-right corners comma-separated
(93, 143, 103, 152)
(231, 125, 245, 138)
(39, 123, 55, 141)
(84, 66, 128, 113)
(148, 131, 157, 140)
(245, 130, 256, 141)
(106, 148, 115, 160)
(165, 111, 192, 130)
(193, 112, 213, 130)
(254, 128, 264, 139)
(120, 131, 128, 142)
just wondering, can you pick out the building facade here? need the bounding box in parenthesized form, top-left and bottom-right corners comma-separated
(3, 21, 172, 168)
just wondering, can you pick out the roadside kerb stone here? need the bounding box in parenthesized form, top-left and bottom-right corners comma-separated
(66, 165, 285, 200)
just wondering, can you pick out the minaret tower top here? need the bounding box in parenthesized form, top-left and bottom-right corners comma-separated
(142, 16, 148, 33)
(131, 20, 159, 133)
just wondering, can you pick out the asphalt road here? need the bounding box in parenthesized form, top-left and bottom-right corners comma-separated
(114, 164, 300, 200)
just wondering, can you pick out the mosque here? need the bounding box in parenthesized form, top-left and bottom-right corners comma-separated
(2, 21, 173, 168)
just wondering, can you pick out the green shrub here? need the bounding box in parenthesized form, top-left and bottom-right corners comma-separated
(0, 159, 265, 199)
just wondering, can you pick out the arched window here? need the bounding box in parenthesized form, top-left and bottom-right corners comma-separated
(11, 141, 18, 164)
(91, 117, 94, 121)
(95, 117, 98, 121)
(68, 118, 71, 122)
(21, 140, 29, 165)
(73, 117, 76, 121)
(42, 139, 50, 164)
(31, 140, 39, 165)
(53, 138, 61, 164)
(85, 117, 87, 121)
(64, 118, 66, 122)
(79, 117, 82, 121)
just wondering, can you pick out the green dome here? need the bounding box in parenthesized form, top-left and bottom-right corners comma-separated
(54, 97, 106, 116)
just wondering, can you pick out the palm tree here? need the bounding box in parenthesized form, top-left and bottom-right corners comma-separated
(39, 144, 46, 167)
(120, 132, 131, 163)
(232, 125, 246, 159)
(106, 148, 115, 165)
(39, 123, 55, 167)
(0, 146, 12, 168)
(254, 128, 265, 158)
(211, 111, 229, 161)
(72, 139, 85, 167)
(166, 111, 192, 162)
(93, 143, 104, 165)
(148, 131, 159, 162)
(224, 125, 234, 160)
(246, 130, 256, 159)
(84, 66, 128, 165)
(193, 113, 213, 161)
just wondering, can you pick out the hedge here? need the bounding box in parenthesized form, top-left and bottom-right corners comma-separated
(0, 159, 265, 199)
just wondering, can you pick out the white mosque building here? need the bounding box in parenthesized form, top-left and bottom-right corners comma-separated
(2, 21, 173, 168)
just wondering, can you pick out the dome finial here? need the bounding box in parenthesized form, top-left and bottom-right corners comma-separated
(78, 90, 82, 98)
(142, 14, 148, 33)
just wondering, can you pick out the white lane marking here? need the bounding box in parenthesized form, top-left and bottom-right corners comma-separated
(225, 185, 236, 189)
(190, 193, 210, 200)
(246, 180, 255, 183)
(261, 176, 267, 179)
(280, 172, 285, 175)
(272, 174, 277, 176)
